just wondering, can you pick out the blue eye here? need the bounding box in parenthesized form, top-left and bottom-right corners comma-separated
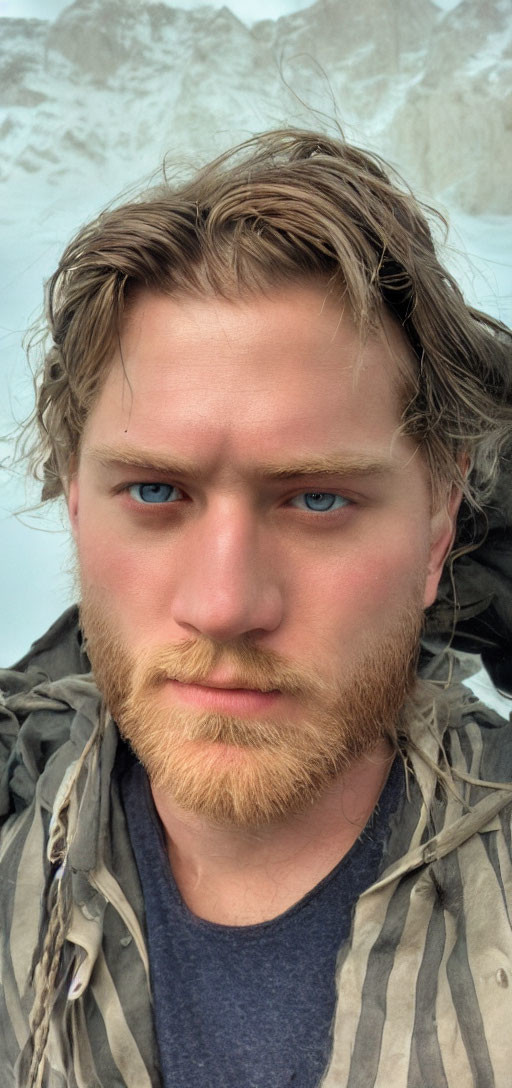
(128, 483, 182, 504)
(290, 492, 350, 513)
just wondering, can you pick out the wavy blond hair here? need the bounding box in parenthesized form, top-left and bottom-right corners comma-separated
(22, 128, 512, 510)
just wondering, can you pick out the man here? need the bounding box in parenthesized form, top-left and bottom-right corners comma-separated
(1, 129, 511, 1088)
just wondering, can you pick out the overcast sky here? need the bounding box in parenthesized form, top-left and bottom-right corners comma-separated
(0, 0, 463, 26)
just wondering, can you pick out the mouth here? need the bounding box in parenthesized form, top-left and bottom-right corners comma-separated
(169, 679, 281, 714)
(176, 675, 279, 692)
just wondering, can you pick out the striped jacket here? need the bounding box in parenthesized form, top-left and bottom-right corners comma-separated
(1, 615, 512, 1088)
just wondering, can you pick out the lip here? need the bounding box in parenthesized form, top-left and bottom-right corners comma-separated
(170, 679, 281, 714)
(185, 674, 275, 691)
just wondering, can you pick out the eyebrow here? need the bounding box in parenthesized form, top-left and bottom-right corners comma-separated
(87, 444, 395, 483)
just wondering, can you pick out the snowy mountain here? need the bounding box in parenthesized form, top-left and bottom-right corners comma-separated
(0, 0, 510, 214)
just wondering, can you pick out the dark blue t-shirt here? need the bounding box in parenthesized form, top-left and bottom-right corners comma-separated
(121, 751, 404, 1088)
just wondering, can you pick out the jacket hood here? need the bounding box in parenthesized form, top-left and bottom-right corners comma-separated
(424, 450, 512, 696)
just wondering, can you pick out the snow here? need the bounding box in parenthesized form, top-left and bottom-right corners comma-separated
(0, 0, 510, 722)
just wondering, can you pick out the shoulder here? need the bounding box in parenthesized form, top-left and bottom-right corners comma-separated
(1, 606, 94, 815)
(9, 604, 89, 681)
(0, 672, 102, 825)
(449, 689, 512, 787)
(402, 675, 512, 847)
(410, 658, 511, 785)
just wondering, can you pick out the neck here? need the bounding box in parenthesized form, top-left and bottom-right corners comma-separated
(151, 737, 395, 925)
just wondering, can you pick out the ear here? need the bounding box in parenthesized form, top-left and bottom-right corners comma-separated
(423, 484, 464, 608)
(66, 456, 79, 540)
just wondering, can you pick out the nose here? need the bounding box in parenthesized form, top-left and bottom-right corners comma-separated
(171, 500, 284, 642)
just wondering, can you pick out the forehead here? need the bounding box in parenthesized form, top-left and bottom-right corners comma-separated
(81, 285, 417, 472)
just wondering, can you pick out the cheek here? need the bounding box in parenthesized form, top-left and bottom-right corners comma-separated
(76, 517, 173, 621)
(301, 531, 428, 626)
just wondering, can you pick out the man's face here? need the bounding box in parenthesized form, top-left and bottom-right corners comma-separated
(68, 284, 456, 827)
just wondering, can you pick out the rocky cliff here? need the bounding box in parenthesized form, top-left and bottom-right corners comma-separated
(0, 0, 510, 214)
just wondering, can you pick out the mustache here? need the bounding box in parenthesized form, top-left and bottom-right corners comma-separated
(129, 636, 328, 702)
